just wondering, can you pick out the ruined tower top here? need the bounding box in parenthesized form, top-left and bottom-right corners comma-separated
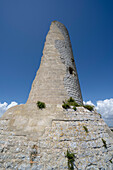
(27, 21, 83, 105)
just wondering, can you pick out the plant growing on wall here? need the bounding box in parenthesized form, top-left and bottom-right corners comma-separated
(109, 159, 112, 163)
(83, 105, 94, 111)
(62, 97, 95, 113)
(37, 101, 46, 109)
(65, 150, 75, 170)
(62, 97, 80, 110)
(98, 113, 102, 118)
(73, 106, 76, 111)
(67, 97, 79, 107)
(102, 138, 107, 148)
(62, 102, 70, 109)
(83, 126, 89, 133)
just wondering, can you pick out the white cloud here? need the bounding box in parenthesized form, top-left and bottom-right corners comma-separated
(83, 100, 94, 106)
(7, 102, 18, 109)
(0, 102, 18, 117)
(96, 99, 113, 127)
(84, 98, 113, 127)
(0, 102, 8, 117)
(96, 99, 113, 119)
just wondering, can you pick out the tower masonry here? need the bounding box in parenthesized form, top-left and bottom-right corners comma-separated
(27, 21, 83, 105)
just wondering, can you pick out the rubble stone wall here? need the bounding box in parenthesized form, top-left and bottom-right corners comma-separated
(0, 107, 113, 169)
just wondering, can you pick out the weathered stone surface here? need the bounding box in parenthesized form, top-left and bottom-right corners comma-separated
(27, 21, 83, 105)
(0, 21, 113, 169)
(0, 107, 113, 169)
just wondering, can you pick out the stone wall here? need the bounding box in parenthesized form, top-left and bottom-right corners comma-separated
(55, 21, 83, 105)
(0, 107, 113, 169)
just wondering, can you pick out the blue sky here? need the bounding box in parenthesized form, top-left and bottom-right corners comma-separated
(0, 0, 113, 126)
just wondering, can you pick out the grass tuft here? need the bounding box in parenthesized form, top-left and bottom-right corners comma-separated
(83, 105, 94, 111)
(102, 138, 107, 148)
(62, 97, 80, 111)
(83, 126, 88, 133)
(62, 102, 70, 109)
(65, 150, 75, 170)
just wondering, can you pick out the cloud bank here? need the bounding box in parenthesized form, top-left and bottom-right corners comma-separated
(0, 99, 113, 127)
(0, 102, 18, 117)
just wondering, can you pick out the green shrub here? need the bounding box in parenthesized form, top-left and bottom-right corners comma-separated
(37, 101, 46, 109)
(67, 97, 79, 106)
(71, 58, 75, 62)
(62, 97, 80, 110)
(73, 102, 79, 107)
(83, 105, 94, 111)
(73, 106, 76, 111)
(102, 138, 107, 148)
(109, 159, 112, 163)
(62, 102, 70, 109)
(98, 113, 102, 118)
(83, 126, 88, 133)
(68, 101, 79, 107)
(68, 97, 75, 103)
(65, 150, 75, 170)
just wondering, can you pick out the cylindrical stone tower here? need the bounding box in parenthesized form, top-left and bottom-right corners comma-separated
(27, 21, 83, 105)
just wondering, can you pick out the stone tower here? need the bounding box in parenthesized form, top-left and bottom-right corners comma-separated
(27, 21, 83, 105)
(0, 21, 113, 169)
